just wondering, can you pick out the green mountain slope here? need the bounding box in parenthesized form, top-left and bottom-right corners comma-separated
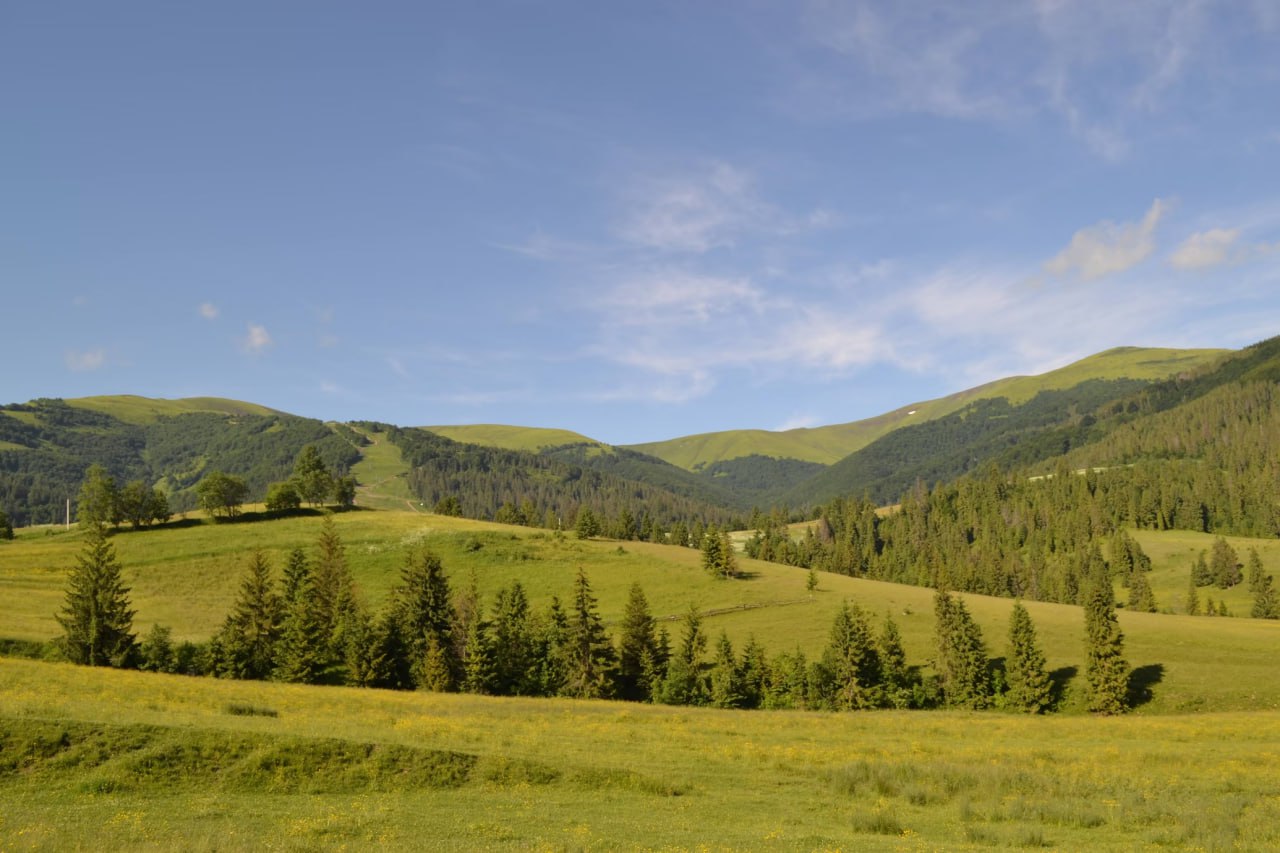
(68, 395, 279, 425)
(628, 347, 1228, 470)
(423, 423, 603, 452)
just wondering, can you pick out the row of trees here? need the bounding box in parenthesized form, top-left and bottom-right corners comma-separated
(58, 518, 1129, 714)
(76, 464, 171, 529)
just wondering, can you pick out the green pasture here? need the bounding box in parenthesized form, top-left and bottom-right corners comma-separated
(2, 657, 1279, 850)
(422, 423, 603, 453)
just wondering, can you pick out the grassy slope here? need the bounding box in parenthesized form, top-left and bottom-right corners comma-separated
(67, 395, 279, 425)
(4, 660, 1280, 850)
(5, 510, 1280, 714)
(422, 424, 603, 452)
(629, 347, 1229, 469)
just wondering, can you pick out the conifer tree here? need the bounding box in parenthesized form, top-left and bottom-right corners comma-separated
(616, 582, 660, 701)
(1084, 568, 1128, 714)
(823, 600, 881, 710)
(1185, 571, 1201, 615)
(1004, 602, 1052, 713)
(1210, 537, 1241, 589)
(1252, 574, 1280, 619)
(395, 548, 457, 691)
(738, 635, 769, 709)
(1247, 548, 1267, 595)
(1192, 551, 1213, 586)
(139, 623, 175, 673)
(707, 631, 742, 708)
(658, 605, 707, 705)
(877, 614, 912, 709)
(214, 551, 282, 680)
(1127, 568, 1157, 613)
(701, 526, 724, 577)
(574, 507, 600, 539)
(933, 588, 990, 709)
(533, 596, 569, 696)
(561, 567, 615, 699)
(460, 606, 494, 694)
(57, 525, 137, 666)
(311, 517, 360, 663)
(275, 548, 324, 683)
(491, 580, 535, 695)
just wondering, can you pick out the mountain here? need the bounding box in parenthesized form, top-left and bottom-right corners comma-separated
(422, 424, 604, 452)
(625, 347, 1228, 470)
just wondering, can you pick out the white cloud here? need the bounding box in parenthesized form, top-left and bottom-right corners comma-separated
(1044, 199, 1169, 280)
(1169, 228, 1240, 270)
(65, 349, 105, 371)
(387, 356, 410, 379)
(598, 272, 767, 326)
(242, 323, 272, 354)
(617, 162, 782, 253)
(199, 302, 219, 320)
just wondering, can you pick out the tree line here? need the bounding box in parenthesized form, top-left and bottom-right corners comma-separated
(56, 517, 1133, 715)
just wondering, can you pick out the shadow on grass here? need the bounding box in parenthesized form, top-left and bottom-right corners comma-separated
(1126, 663, 1164, 708)
(1050, 665, 1078, 710)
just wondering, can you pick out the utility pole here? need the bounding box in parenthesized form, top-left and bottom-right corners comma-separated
(66, 498, 70, 529)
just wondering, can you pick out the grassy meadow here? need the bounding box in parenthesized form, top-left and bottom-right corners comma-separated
(5, 509, 1280, 714)
(4, 656, 1280, 851)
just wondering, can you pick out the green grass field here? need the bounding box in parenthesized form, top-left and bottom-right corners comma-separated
(3, 657, 1280, 850)
(628, 347, 1229, 469)
(66, 395, 279, 425)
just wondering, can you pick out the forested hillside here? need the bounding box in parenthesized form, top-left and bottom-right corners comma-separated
(382, 425, 743, 533)
(0, 399, 359, 526)
(747, 337, 1280, 609)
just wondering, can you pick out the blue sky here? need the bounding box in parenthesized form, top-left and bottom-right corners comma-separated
(4, 2, 1280, 445)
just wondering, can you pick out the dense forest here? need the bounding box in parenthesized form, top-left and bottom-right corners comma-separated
(379, 424, 744, 534)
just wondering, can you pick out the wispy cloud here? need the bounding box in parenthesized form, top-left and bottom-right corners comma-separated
(65, 349, 106, 372)
(199, 302, 219, 320)
(1044, 199, 1169, 280)
(242, 323, 272, 354)
(1169, 228, 1279, 270)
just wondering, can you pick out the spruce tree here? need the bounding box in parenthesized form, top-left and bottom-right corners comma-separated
(460, 607, 495, 694)
(561, 567, 615, 699)
(707, 631, 742, 709)
(933, 588, 990, 709)
(275, 548, 324, 683)
(214, 551, 282, 680)
(738, 635, 769, 709)
(491, 580, 534, 695)
(616, 582, 660, 701)
(1252, 574, 1280, 619)
(1210, 537, 1241, 589)
(1084, 568, 1128, 714)
(877, 614, 912, 709)
(658, 605, 707, 705)
(57, 525, 137, 666)
(311, 517, 360, 663)
(396, 549, 457, 691)
(139, 623, 175, 673)
(1185, 571, 1201, 615)
(823, 600, 881, 710)
(1127, 568, 1157, 613)
(1247, 548, 1267, 595)
(1004, 602, 1052, 713)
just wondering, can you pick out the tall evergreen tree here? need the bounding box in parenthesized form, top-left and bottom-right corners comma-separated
(1004, 602, 1052, 713)
(460, 604, 495, 694)
(395, 548, 457, 691)
(1210, 537, 1241, 589)
(877, 614, 912, 709)
(1084, 568, 1129, 714)
(1247, 548, 1267, 595)
(1127, 568, 1157, 613)
(311, 517, 360, 664)
(707, 631, 742, 708)
(214, 551, 282, 680)
(57, 525, 137, 666)
(274, 548, 324, 683)
(933, 588, 990, 709)
(738, 635, 769, 709)
(822, 600, 881, 710)
(616, 582, 661, 701)
(490, 580, 535, 695)
(658, 604, 708, 705)
(1185, 571, 1201, 615)
(561, 568, 615, 699)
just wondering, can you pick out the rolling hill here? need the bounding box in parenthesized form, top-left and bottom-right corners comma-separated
(626, 346, 1228, 470)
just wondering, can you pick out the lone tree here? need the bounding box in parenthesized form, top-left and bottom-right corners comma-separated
(77, 463, 120, 528)
(1004, 602, 1053, 713)
(196, 471, 249, 519)
(57, 525, 137, 666)
(292, 445, 334, 507)
(1084, 569, 1129, 714)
